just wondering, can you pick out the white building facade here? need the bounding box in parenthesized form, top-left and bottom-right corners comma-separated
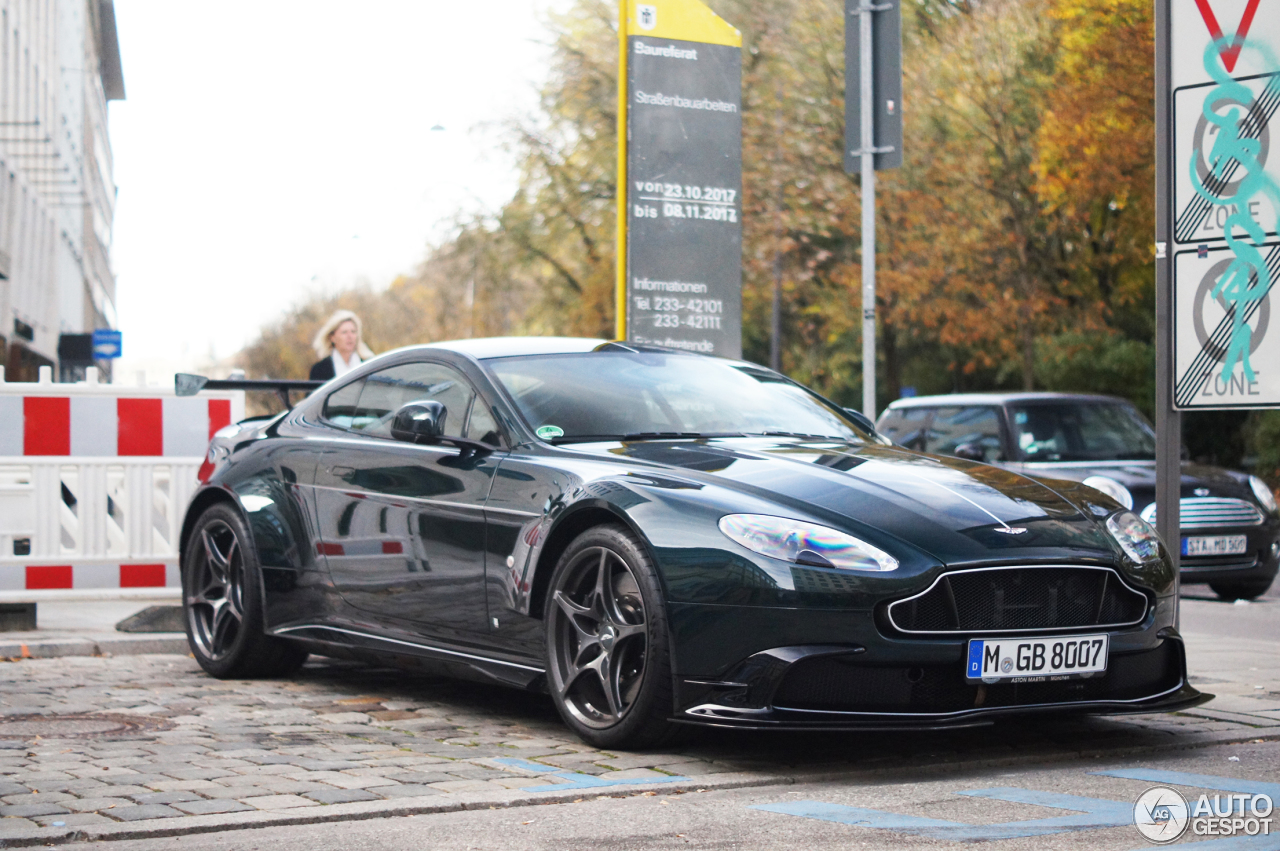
(0, 0, 123, 381)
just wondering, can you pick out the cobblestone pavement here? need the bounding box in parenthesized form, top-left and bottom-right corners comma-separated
(0, 651, 1276, 846)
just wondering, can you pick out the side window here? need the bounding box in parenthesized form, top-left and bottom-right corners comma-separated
(926, 406, 1004, 462)
(351, 362, 477, 439)
(878, 407, 931, 450)
(466, 401, 501, 445)
(322, 380, 365, 429)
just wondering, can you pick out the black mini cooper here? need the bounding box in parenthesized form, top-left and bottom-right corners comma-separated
(877, 392, 1280, 601)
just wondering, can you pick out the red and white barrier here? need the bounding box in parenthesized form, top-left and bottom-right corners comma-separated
(0, 366, 244, 598)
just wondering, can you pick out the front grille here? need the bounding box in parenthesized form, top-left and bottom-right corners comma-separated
(1140, 498, 1264, 529)
(885, 566, 1148, 635)
(773, 642, 1178, 713)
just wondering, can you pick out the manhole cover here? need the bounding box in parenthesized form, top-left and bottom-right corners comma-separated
(0, 713, 170, 739)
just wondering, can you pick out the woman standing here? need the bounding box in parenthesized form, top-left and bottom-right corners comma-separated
(309, 310, 374, 381)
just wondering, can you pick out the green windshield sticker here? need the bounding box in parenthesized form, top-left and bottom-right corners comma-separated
(536, 425, 564, 440)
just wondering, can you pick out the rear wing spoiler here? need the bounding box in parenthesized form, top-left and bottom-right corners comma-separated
(176, 374, 323, 409)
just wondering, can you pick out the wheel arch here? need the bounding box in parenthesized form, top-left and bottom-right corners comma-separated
(527, 501, 658, 621)
(178, 487, 251, 575)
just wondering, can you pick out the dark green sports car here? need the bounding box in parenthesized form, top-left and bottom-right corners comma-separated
(178, 338, 1209, 749)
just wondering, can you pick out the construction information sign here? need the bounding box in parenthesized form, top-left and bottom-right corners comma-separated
(624, 1, 743, 357)
(1171, 0, 1280, 408)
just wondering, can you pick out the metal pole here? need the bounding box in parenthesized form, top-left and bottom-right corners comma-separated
(860, 3, 877, 421)
(771, 93, 784, 373)
(1154, 0, 1181, 622)
(615, 0, 629, 342)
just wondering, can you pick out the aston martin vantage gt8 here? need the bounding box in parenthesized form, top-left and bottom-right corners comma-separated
(178, 338, 1208, 748)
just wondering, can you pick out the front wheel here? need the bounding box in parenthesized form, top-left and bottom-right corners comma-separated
(544, 524, 682, 749)
(183, 502, 308, 678)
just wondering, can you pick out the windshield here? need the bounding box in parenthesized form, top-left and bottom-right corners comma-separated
(485, 351, 872, 443)
(1010, 402, 1155, 462)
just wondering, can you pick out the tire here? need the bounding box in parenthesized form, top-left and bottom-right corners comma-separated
(183, 502, 308, 678)
(544, 524, 683, 749)
(1210, 579, 1274, 601)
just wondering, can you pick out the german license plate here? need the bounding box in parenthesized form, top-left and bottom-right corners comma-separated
(965, 635, 1108, 683)
(1182, 535, 1248, 556)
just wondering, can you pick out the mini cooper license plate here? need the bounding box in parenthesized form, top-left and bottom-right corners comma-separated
(965, 635, 1108, 683)
(1182, 535, 1248, 557)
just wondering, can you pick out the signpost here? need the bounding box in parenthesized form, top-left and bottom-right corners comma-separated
(845, 0, 902, 420)
(617, 0, 743, 358)
(1158, 0, 1280, 595)
(91, 329, 123, 360)
(1170, 0, 1280, 410)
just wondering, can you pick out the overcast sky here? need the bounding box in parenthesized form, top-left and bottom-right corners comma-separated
(109, 1, 563, 377)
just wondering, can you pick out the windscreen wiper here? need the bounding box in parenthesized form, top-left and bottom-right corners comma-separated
(753, 430, 851, 440)
(550, 432, 744, 444)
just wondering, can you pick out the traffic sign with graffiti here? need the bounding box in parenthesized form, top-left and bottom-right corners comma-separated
(1171, 0, 1280, 409)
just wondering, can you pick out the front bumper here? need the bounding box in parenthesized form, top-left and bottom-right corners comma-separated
(672, 631, 1209, 730)
(1176, 522, 1280, 586)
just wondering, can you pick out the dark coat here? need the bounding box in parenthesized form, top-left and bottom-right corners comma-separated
(309, 357, 336, 381)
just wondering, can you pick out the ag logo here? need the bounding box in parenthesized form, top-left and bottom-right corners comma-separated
(1134, 786, 1190, 843)
(637, 4, 657, 30)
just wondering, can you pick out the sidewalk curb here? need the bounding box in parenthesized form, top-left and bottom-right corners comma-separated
(3, 726, 1277, 847)
(0, 634, 187, 659)
(0, 773, 777, 848)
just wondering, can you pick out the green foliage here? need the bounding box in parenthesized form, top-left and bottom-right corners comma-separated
(1246, 412, 1280, 486)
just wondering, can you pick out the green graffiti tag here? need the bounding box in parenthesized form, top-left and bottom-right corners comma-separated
(1190, 38, 1280, 383)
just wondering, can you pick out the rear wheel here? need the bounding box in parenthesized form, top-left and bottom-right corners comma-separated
(544, 524, 682, 749)
(1210, 579, 1274, 601)
(183, 502, 308, 678)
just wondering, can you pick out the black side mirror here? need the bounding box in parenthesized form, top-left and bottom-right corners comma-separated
(953, 442, 986, 462)
(391, 401, 446, 445)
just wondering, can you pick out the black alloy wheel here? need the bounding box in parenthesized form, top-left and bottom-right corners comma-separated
(183, 502, 308, 679)
(545, 524, 680, 749)
(188, 517, 245, 661)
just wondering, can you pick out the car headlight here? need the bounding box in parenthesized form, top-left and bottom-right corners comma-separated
(1249, 475, 1278, 514)
(718, 514, 898, 572)
(1082, 476, 1134, 510)
(1106, 511, 1163, 564)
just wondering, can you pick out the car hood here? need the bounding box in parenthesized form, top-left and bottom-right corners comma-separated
(1008, 460, 1253, 503)
(566, 438, 1121, 565)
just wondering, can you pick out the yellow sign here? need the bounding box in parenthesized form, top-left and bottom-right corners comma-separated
(616, 0, 742, 340)
(626, 0, 741, 48)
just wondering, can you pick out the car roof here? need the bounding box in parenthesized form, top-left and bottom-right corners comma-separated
(884, 391, 1129, 410)
(415, 337, 609, 359)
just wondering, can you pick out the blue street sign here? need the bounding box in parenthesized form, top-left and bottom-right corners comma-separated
(91, 329, 122, 359)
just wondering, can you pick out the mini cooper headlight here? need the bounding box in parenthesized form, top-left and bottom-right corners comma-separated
(718, 514, 898, 572)
(1106, 511, 1162, 564)
(1249, 475, 1278, 514)
(1082, 475, 1134, 510)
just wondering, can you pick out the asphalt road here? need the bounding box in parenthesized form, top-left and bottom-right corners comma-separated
(54, 740, 1280, 851)
(1180, 582, 1279, 641)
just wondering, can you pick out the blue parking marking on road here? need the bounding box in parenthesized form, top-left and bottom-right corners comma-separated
(1094, 769, 1280, 802)
(753, 772, 1280, 848)
(753, 788, 1131, 840)
(753, 800, 958, 831)
(492, 757, 690, 793)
